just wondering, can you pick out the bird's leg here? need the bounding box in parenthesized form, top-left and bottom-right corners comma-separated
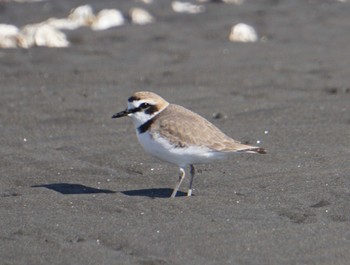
(187, 164, 195, 196)
(171, 168, 186, 198)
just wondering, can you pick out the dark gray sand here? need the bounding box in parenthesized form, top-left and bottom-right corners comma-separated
(1, 1, 350, 264)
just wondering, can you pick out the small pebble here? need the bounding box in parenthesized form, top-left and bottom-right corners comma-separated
(212, 112, 224, 119)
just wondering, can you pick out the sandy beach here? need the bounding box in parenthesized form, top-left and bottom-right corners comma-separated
(1, 0, 350, 264)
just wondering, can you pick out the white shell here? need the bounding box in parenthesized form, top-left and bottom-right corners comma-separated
(222, 0, 245, 4)
(7, 0, 45, 2)
(34, 24, 70, 47)
(129, 8, 155, 25)
(45, 18, 83, 30)
(33, 5, 94, 31)
(172, 1, 205, 14)
(91, 9, 124, 31)
(68, 5, 95, 26)
(17, 23, 69, 48)
(0, 24, 19, 36)
(17, 24, 37, 48)
(0, 24, 19, 48)
(136, 0, 154, 3)
(229, 23, 258, 42)
(0, 36, 18, 48)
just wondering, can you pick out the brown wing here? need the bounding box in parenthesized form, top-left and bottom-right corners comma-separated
(149, 104, 259, 152)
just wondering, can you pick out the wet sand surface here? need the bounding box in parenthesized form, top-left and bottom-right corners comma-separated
(1, 1, 350, 264)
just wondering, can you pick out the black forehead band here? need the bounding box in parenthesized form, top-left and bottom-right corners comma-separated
(128, 96, 140, 102)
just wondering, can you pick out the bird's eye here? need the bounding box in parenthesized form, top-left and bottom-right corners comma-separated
(140, 103, 150, 109)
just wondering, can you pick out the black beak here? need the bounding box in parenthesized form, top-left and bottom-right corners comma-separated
(111, 109, 130, 118)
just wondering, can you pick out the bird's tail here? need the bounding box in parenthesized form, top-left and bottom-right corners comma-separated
(237, 147, 266, 154)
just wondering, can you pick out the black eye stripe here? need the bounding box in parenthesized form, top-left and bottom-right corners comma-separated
(145, 104, 159, 115)
(129, 107, 141, 114)
(140, 103, 150, 109)
(128, 103, 159, 115)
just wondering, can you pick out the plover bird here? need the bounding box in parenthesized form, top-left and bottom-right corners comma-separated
(112, 91, 266, 198)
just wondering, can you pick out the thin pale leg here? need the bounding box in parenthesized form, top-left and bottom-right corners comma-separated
(171, 168, 186, 198)
(187, 164, 195, 196)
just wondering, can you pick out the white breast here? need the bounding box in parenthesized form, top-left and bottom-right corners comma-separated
(136, 130, 224, 167)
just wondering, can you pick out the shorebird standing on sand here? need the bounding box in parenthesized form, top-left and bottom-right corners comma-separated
(112, 91, 266, 198)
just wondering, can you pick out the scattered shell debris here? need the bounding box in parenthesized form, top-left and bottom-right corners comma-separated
(222, 0, 245, 4)
(196, 0, 244, 4)
(129, 7, 155, 25)
(1, 1, 262, 49)
(172, 1, 206, 14)
(0, 5, 128, 48)
(137, 0, 154, 3)
(229, 23, 258, 43)
(34, 25, 68, 47)
(5, 0, 45, 2)
(44, 5, 94, 30)
(68, 5, 95, 27)
(17, 23, 70, 48)
(44, 18, 83, 31)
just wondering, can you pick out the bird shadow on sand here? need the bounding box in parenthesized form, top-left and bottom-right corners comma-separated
(32, 183, 187, 198)
(31, 183, 116, 195)
(121, 188, 187, 198)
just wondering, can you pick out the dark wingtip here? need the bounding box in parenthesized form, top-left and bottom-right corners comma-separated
(236, 147, 267, 154)
(255, 148, 266, 154)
